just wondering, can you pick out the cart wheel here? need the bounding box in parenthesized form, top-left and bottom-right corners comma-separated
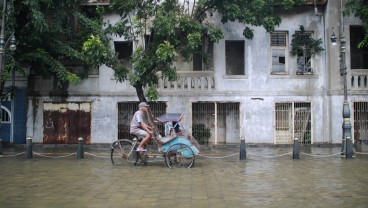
(111, 139, 136, 166)
(165, 143, 195, 168)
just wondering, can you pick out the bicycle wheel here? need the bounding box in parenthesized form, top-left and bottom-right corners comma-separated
(165, 143, 195, 168)
(111, 139, 136, 165)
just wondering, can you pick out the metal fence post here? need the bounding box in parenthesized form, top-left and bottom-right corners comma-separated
(0, 139, 3, 155)
(346, 136, 353, 159)
(239, 137, 246, 160)
(26, 137, 33, 159)
(293, 138, 299, 159)
(77, 137, 84, 159)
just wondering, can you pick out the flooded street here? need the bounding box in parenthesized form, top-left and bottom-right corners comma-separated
(1, 146, 368, 208)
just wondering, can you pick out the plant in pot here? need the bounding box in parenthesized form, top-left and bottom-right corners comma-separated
(192, 123, 211, 145)
(290, 25, 324, 75)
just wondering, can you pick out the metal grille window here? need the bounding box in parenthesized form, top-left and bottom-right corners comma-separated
(1, 106, 11, 123)
(270, 32, 288, 74)
(275, 102, 311, 144)
(117, 102, 166, 139)
(354, 102, 368, 142)
(192, 102, 240, 144)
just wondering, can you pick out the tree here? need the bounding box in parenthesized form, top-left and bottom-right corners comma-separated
(108, 0, 303, 102)
(345, 0, 368, 48)
(1, 0, 125, 96)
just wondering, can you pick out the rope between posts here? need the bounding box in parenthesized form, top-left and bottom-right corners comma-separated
(353, 151, 368, 155)
(299, 151, 343, 157)
(85, 152, 110, 159)
(247, 152, 292, 158)
(33, 151, 77, 158)
(0, 152, 25, 157)
(198, 152, 239, 159)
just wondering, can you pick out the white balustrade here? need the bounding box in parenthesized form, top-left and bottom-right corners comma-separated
(158, 71, 215, 92)
(350, 71, 368, 90)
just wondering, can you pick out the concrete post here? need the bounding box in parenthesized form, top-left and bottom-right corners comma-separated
(0, 139, 3, 155)
(345, 136, 353, 159)
(239, 137, 246, 160)
(26, 137, 33, 159)
(292, 138, 299, 159)
(77, 137, 84, 159)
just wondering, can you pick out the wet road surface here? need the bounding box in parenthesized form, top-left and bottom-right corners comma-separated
(1, 146, 368, 208)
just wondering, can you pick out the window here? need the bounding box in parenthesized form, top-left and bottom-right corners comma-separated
(350, 26, 368, 69)
(296, 32, 313, 74)
(114, 41, 133, 68)
(1, 106, 11, 123)
(225, 40, 245, 75)
(354, 102, 368, 142)
(192, 102, 240, 144)
(193, 40, 214, 71)
(270, 32, 287, 74)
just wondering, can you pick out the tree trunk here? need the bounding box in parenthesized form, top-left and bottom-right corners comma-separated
(134, 83, 147, 102)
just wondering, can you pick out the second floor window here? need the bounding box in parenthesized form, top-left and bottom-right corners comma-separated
(350, 26, 368, 69)
(193, 39, 214, 71)
(270, 32, 287, 74)
(225, 40, 245, 75)
(114, 41, 133, 68)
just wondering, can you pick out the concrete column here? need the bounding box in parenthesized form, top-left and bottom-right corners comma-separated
(26, 137, 33, 159)
(293, 138, 300, 159)
(239, 137, 246, 160)
(77, 137, 84, 159)
(346, 136, 353, 159)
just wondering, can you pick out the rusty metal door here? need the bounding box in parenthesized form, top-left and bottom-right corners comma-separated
(43, 102, 91, 144)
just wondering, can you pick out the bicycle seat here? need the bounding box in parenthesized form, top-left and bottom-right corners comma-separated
(130, 134, 143, 142)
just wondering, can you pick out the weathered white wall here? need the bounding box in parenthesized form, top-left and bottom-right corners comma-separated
(25, 1, 368, 144)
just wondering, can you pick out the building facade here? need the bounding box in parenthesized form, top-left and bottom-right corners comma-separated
(7, 0, 366, 145)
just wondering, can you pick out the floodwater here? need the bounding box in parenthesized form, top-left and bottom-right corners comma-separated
(1, 146, 368, 208)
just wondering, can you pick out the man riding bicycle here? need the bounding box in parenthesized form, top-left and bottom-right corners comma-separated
(130, 102, 153, 152)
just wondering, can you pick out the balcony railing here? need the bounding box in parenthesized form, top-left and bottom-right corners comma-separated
(157, 71, 214, 92)
(350, 70, 368, 90)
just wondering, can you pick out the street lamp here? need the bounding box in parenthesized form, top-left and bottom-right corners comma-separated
(331, 0, 353, 158)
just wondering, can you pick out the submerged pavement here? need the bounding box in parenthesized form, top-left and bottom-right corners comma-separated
(1, 145, 368, 208)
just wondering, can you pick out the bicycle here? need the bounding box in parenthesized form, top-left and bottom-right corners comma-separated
(110, 113, 200, 168)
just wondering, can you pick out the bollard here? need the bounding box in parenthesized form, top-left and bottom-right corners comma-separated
(26, 137, 33, 159)
(292, 138, 299, 159)
(346, 136, 353, 159)
(0, 139, 3, 155)
(239, 137, 246, 160)
(77, 137, 84, 159)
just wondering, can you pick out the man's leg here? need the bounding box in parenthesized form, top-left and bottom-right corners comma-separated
(138, 133, 151, 149)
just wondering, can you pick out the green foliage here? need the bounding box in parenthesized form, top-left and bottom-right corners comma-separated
(192, 123, 211, 145)
(345, 0, 368, 48)
(5, 0, 125, 90)
(146, 85, 159, 101)
(290, 25, 324, 57)
(109, 0, 300, 101)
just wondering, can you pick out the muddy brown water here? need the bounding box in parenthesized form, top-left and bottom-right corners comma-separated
(1, 146, 367, 208)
